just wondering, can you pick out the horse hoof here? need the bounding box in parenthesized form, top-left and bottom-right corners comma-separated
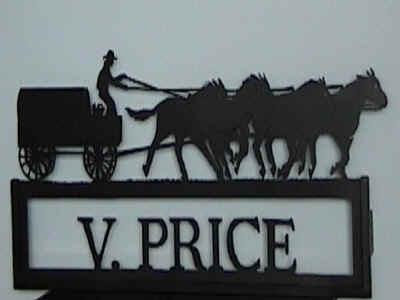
(308, 168, 314, 180)
(278, 168, 289, 180)
(234, 165, 240, 175)
(259, 168, 266, 179)
(142, 164, 149, 177)
(330, 166, 336, 175)
(270, 166, 276, 177)
(298, 164, 305, 175)
(276, 168, 287, 179)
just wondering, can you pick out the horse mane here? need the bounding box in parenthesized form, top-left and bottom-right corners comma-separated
(344, 74, 367, 89)
(237, 73, 271, 96)
(333, 75, 367, 100)
(297, 79, 322, 91)
(189, 78, 227, 103)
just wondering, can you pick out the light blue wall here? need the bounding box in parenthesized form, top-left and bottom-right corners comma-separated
(1, 1, 399, 299)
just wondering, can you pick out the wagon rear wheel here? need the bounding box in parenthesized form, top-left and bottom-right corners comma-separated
(18, 146, 56, 181)
(83, 145, 117, 181)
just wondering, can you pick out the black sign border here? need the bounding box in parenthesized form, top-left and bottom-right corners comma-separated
(11, 178, 371, 298)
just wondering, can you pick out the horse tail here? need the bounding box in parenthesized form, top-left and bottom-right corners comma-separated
(125, 107, 157, 121)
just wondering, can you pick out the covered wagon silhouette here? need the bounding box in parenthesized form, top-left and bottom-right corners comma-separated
(17, 87, 122, 181)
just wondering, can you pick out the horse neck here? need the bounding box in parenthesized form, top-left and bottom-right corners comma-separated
(330, 80, 366, 136)
(335, 80, 366, 115)
(236, 90, 272, 113)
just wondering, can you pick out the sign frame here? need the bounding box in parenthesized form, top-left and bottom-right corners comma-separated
(11, 178, 372, 299)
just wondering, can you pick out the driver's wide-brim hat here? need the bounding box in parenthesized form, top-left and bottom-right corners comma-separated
(103, 50, 117, 60)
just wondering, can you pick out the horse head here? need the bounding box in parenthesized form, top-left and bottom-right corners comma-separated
(356, 68, 388, 111)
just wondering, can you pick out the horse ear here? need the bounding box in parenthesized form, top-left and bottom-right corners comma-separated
(263, 73, 268, 84)
(370, 67, 375, 76)
(366, 70, 371, 77)
(218, 78, 225, 89)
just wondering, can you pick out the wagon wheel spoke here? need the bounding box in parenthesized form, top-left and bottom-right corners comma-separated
(100, 160, 111, 176)
(86, 162, 95, 176)
(38, 161, 48, 176)
(99, 164, 107, 180)
(95, 167, 100, 181)
(86, 152, 96, 161)
(33, 163, 40, 180)
(102, 159, 112, 169)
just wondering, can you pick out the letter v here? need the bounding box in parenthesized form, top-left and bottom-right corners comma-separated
(77, 217, 116, 270)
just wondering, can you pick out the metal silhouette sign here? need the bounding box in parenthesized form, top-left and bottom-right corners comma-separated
(11, 50, 386, 300)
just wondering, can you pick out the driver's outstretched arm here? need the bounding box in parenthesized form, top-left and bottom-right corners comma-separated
(112, 73, 129, 90)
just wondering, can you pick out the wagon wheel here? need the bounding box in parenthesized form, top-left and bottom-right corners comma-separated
(18, 146, 56, 181)
(83, 145, 117, 181)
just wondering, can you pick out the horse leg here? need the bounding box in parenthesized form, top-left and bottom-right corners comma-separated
(297, 140, 307, 175)
(340, 138, 353, 178)
(143, 127, 168, 177)
(234, 125, 249, 174)
(330, 136, 353, 178)
(336, 138, 352, 179)
(252, 134, 266, 178)
(210, 139, 231, 180)
(224, 132, 237, 164)
(174, 135, 189, 181)
(193, 139, 224, 180)
(278, 139, 296, 180)
(226, 144, 236, 164)
(264, 137, 277, 177)
(308, 136, 318, 179)
(221, 153, 232, 180)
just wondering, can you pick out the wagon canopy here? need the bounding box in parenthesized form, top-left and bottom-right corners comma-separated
(18, 88, 91, 146)
(18, 87, 91, 121)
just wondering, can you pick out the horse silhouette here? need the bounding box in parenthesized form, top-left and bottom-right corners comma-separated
(292, 68, 387, 179)
(233, 75, 331, 179)
(126, 79, 253, 181)
(126, 70, 386, 181)
(229, 74, 279, 175)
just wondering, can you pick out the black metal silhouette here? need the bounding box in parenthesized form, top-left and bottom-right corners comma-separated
(126, 79, 257, 181)
(282, 69, 387, 179)
(17, 88, 122, 181)
(17, 55, 387, 183)
(240, 75, 332, 179)
(126, 72, 382, 182)
(12, 51, 385, 300)
(229, 70, 387, 180)
(11, 178, 373, 299)
(96, 50, 130, 116)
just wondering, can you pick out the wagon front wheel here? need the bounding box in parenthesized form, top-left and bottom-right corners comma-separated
(19, 146, 56, 181)
(83, 145, 117, 181)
